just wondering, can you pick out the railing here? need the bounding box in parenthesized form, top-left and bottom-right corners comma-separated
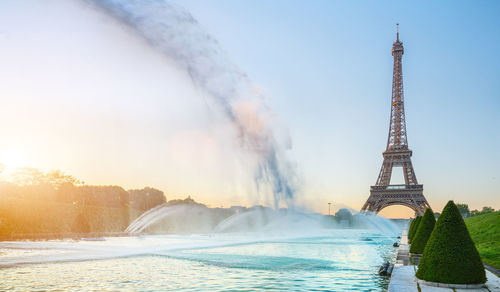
(371, 184, 423, 191)
(386, 185, 407, 190)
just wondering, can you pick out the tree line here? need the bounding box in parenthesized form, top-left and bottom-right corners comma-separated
(0, 168, 166, 235)
(455, 203, 497, 218)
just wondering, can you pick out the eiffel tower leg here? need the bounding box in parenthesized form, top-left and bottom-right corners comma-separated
(402, 163, 410, 185)
(376, 160, 393, 186)
(402, 161, 418, 185)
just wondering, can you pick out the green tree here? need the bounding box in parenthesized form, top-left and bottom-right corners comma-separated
(471, 209, 481, 217)
(73, 212, 91, 233)
(408, 216, 422, 243)
(409, 208, 435, 254)
(480, 206, 495, 215)
(416, 201, 486, 284)
(408, 218, 416, 236)
(44, 170, 81, 188)
(129, 187, 166, 212)
(456, 203, 470, 218)
(408, 217, 415, 242)
(470, 207, 496, 217)
(10, 168, 45, 186)
(0, 216, 13, 235)
(9, 168, 80, 188)
(335, 208, 352, 222)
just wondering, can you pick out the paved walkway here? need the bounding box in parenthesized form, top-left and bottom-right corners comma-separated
(395, 235, 410, 265)
(388, 265, 418, 292)
(389, 234, 500, 291)
(388, 265, 500, 291)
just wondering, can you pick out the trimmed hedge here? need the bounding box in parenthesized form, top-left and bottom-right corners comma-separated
(416, 201, 486, 284)
(410, 208, 435, 254)
(408, 218, 415, 236)
(408, 216, 421, 243)
(408, 217, 415, 242)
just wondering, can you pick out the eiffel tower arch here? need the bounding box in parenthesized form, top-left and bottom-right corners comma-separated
(361, 25, 430, 216)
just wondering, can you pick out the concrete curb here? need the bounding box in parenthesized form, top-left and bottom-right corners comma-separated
(417, 279, 486, 289)
(484, 263, 500, 277)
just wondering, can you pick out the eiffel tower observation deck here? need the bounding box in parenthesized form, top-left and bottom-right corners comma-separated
(361, 25, 431, 215)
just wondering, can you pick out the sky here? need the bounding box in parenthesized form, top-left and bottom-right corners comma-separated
(0, 0, 498, 218)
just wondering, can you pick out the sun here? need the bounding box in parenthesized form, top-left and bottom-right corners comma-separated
(0, 148, 29, 172)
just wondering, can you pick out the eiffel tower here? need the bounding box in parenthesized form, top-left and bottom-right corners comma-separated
(361, 25, 430, 215)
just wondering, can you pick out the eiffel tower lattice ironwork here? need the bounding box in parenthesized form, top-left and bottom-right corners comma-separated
(361, 25, 430, 215)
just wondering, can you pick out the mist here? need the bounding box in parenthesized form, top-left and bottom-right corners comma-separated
(85, 0, 297, 209)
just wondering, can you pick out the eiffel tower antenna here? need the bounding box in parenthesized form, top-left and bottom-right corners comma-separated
(396, 23, 399, 41)
(361, 26, 431, 215)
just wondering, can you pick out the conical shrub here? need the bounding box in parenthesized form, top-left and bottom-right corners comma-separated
(408, 215, 421, 243)
(416, 201, 486, 284)
(409, 208, 435, 254)
(408, 218, 416, 236)
(408, 217, 415, 242)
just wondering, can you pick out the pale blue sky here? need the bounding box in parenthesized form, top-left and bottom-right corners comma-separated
(0, 0, 498, 217)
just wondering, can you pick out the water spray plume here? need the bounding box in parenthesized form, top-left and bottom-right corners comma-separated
(86, 0, 296, 208)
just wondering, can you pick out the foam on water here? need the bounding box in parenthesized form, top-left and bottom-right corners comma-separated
(0, 213, 401, 268)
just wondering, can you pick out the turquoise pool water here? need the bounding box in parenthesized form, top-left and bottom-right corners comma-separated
(0, 230, 399, 291)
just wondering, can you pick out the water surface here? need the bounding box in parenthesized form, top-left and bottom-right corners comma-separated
(0, 230, 398, 291)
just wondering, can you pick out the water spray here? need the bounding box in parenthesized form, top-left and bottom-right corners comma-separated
(86, 0, 296, 208)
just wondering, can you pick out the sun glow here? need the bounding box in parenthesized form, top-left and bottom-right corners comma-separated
(0, 148, 30, 173)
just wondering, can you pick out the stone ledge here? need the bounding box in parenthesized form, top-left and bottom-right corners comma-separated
(417, 278, 486, 289)
(409, 253, 422, 265)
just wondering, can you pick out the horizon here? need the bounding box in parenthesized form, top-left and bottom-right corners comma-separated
(0, 0, 499, 218)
